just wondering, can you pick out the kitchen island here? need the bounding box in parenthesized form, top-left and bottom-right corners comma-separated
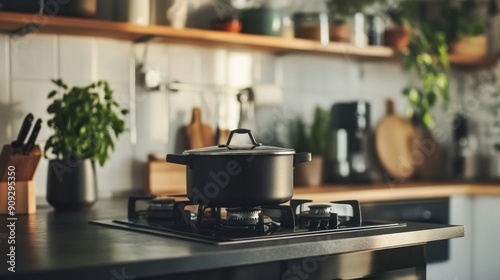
(0, 198, 463, 280)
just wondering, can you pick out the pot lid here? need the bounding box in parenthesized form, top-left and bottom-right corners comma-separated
(182, 129, 295, 155)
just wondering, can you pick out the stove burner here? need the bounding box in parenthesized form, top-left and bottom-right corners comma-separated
(294, 202, 360, 230)
(225, 208, 261, 221)
(106, 197, 405, 245)
(309, 204, 331, 214)
(146, 197, 175, 219)
(149, 197, 175, 210)
(307, 204, 332, 215)
(221, 208, 271, 231)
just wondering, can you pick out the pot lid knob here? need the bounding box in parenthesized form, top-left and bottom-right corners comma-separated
(218, 128, 262, 149)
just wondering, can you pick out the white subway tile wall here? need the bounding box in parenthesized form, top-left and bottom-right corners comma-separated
(96, 38, 133, 84)
(0, 33, 466, 198)
(11, 34, 58, 80)
(59, 35, 96, 83)
(167, 44, 202, 84)
(10, 79, 54, 142)
(0, 34, 11, 145)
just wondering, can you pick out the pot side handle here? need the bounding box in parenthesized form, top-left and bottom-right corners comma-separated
(293, 152, 311, 165)
(166, 154, 192, 168)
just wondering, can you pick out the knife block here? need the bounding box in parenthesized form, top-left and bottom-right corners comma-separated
(0, 144, 42, 214)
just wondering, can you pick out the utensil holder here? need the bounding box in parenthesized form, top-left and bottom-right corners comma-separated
(0, 144, 42, 214)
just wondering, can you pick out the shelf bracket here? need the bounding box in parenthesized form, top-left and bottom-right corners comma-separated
(134, 35, 158, 44)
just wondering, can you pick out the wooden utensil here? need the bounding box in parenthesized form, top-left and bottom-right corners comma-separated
(215, 128, 231, 145)
(185, 107, 214, 149)
(413, 129, 443, 181)
(375, 100, 417, 180)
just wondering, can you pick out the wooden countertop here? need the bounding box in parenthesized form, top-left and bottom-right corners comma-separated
(292, 182, 500, 202)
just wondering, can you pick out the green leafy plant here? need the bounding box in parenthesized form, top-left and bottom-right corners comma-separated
(326, 0, 381, 24)
(289, 107, 330, 156)
(436, 0, 486, 42)
(402, 25, 450, 129)
(384, 0, 427, 28)
(454, 0, 486, 40)
(44, 79, 129, 166)
(455, 17, 486, 40)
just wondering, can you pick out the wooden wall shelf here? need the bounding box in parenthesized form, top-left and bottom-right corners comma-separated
(0, 11, 495, 67)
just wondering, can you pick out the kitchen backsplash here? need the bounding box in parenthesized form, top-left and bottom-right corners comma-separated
(0, 31, 481, 198)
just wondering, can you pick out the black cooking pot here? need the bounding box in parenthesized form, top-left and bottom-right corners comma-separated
(166, 129, 311, 207)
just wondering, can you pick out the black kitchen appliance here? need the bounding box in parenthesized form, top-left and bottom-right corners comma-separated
(91, 196, 404, 245)
(452, 114, 478, 180)
(327, 101, 372, 183)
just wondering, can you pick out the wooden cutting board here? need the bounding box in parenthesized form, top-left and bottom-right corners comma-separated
(375, 100, 417, 180)
(185, 107, 214, 149)
(413, 129, 443, 181)
(215, 128, 231, 145)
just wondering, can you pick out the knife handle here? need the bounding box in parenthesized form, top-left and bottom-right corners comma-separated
(24, 119, 42, 155)
(11, 113, 34, 149)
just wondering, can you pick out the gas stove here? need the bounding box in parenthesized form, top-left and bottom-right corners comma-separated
(91, 196, 405, 245)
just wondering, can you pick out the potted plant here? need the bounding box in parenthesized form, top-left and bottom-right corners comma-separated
(326, 0, 380, 42)
(401, 25, 449, 180)
(383, 3, 413, 51)
(44, 79, 128, 210)
(447, 0, 487, 58)
(289, 107, 329, 186)
(403, 25, 449, 129)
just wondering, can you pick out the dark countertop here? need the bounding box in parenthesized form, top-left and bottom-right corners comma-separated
(0, 198, 464, 280)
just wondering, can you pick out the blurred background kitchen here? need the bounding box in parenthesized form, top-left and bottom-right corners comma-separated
(2, 0, 500, 278)
(0, 0, 499, 196)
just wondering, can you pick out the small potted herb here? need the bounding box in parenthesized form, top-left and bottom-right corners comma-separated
(44, 79, 128, 210)
(289, 107, 330, 186)
(447, 0, 487, 57)
(383, 4, 412, 51)
(326, 0, 380, 42)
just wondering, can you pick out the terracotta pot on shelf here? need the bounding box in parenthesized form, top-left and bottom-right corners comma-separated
(329, 24, 350, 42)
(384, 27, 411, 52)
(210, 18, 242, 33)
(294, 156, 324, 187)
(449, 35, 488, 58)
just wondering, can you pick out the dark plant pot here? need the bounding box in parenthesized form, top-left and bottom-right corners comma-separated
(46, 159, 97, 211)
(384, 27, 411, 52)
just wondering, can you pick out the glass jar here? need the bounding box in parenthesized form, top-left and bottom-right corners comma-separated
(293, 12, 329, 45)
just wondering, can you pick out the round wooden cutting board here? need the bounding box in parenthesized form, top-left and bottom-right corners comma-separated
(375, 100, 417, 180)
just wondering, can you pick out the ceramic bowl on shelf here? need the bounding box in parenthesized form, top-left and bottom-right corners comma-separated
(240, 8, 283, 36)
